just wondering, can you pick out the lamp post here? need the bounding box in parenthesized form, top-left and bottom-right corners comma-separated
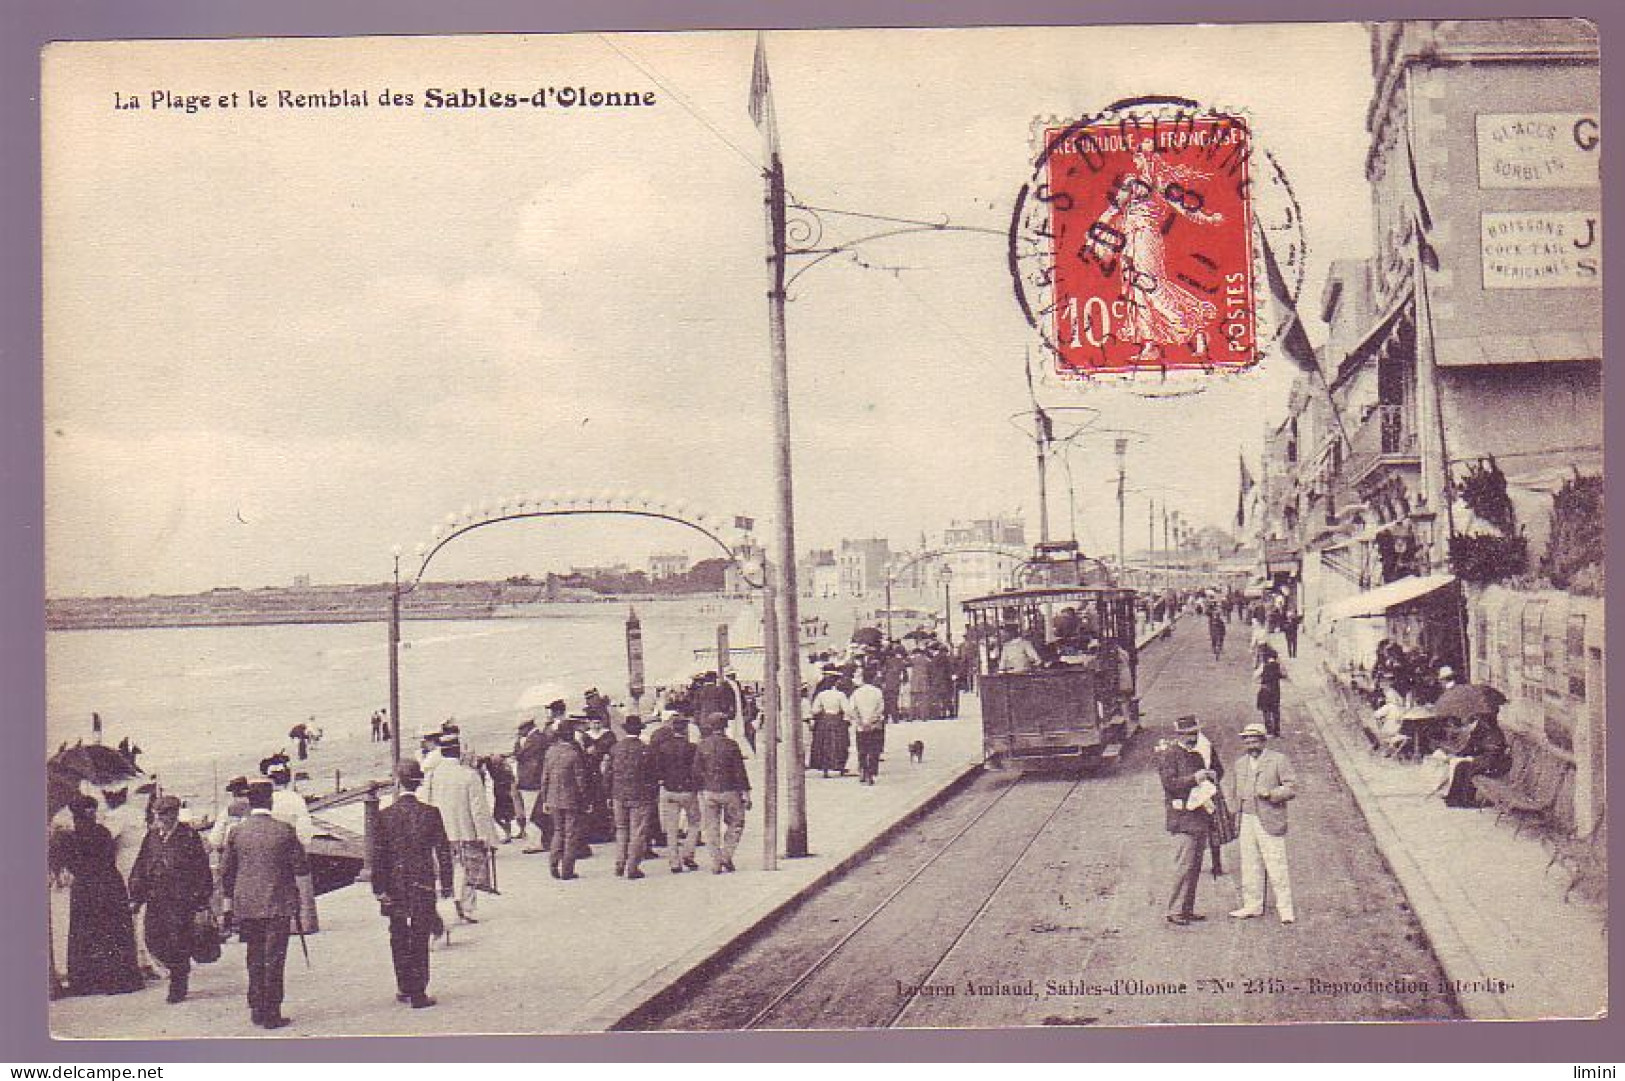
(1115, 438, 1128, 580)
(939, 563, 954, 647)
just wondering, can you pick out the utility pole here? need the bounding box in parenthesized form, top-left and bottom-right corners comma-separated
(754, 33, 809, 857)
(760, 568, 780, 872)
(1148, 497, 1156, 593)
(1115, 438, 1128, 579)
(387, 553, 402, 775)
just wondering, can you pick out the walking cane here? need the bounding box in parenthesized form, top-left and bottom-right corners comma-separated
(292, 910, 311, 968)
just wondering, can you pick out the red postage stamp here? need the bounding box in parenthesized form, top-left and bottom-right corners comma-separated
(1011, 104, 1286, 382)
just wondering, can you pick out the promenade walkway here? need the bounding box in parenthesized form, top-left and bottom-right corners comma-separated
(51, 707, 988, 1039)
(1281, 632, 1606, 1022)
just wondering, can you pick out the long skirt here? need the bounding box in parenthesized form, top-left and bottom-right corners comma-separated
(809, 715, 850, 772)
(67, 880, 143, 995)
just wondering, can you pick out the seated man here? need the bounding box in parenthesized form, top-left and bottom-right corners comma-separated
(1440, 713, 1513, 807)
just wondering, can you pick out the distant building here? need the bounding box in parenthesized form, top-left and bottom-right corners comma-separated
(647, 552, 690, 581)
(291, 574, 311, 589)
(800, 548, 839, 599)
(938, 516, 1027, 600)
(838, 538, 891, 598)
(569, 563, 633, 579)
(943, 515, 1026, 548)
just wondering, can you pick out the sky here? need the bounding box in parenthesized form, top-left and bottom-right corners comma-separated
(43, 23, 1376, 597)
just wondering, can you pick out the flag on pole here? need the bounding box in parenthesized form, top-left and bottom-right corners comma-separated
(1404, 126, 1441, 272)
(1236, 453, 1256, 529)
(747, 30, 773, 130)
(1260, 231, 1318, 373)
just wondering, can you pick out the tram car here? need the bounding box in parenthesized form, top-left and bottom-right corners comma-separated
(962, 544, 1142, 771)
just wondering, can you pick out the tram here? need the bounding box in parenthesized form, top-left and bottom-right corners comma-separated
(961, 542, 1142, 771)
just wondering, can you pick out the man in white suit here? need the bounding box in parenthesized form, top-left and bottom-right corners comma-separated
(1229, 722, 1298, 925)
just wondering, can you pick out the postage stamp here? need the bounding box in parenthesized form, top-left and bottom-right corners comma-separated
(1010, 97, 1306, 387)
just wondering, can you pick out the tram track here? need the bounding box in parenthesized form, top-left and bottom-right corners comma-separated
(736, 629, 1187, 1032)
(626, 623, 1462, 1032)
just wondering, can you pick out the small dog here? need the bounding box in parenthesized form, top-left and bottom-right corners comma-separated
(908, 740, 926, 764)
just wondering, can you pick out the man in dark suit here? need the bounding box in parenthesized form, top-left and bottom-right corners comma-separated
(127, 794, 213, 1003)
(372, 759, 454, 1008)
(539, 716, 589, 880)
(1157, 715, 1224, 926)
(602, 717, 658, 879)
(220, 779, 308, 1029)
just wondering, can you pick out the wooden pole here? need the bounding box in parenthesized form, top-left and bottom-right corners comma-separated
(760, 45, 809, 857)
(760, 572, 781, 871)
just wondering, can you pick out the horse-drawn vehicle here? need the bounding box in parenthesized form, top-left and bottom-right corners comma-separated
(962, 549, 1142, 771)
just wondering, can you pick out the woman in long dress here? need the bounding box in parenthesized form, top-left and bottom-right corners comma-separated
(50, 795, 143, 996)
(807, 677, 850, 777)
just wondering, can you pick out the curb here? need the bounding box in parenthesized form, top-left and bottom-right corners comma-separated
(1292, 664, 1513, 1021)
(586, 758, 986, 1032)
(587, 618, 1178, 1032)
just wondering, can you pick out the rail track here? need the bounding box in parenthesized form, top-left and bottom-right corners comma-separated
(735, 633, 1186, 1031)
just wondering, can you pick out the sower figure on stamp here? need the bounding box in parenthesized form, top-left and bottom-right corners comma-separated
(373, 759, 454, 1009)
(1228, 722, 1297, 924)
(221, 778, 308, 1029)
(1157, 715, 1223, 926)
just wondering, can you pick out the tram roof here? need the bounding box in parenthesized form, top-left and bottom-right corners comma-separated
(961, 585, 1135, 610)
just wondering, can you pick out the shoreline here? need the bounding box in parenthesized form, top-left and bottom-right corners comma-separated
(45, 590, 748, 633)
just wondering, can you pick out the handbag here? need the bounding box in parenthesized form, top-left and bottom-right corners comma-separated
(191, 909, 222, 964)
(1209, 789, 1240, 847)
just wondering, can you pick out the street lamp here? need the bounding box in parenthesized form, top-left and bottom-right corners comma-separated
(939, 563, 954, 647)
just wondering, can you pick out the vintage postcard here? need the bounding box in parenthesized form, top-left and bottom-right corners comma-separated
(41, 20, 1603, 1040)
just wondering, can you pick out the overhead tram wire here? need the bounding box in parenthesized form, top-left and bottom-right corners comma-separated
(593, 34, 764, 176)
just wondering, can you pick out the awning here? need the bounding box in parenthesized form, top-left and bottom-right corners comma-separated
(1320, 573, 1456, 622)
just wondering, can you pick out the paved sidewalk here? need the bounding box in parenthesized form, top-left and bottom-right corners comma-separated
(51, 708, 988, 1040)
(1279, 633, 1607, 1021)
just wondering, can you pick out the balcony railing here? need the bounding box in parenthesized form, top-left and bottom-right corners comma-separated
(1349, 403, 1419, 486)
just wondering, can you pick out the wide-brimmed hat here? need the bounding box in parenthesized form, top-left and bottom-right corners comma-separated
(1239, 722, 1269, 739)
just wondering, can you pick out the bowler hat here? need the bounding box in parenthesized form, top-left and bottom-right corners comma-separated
(153, 794, 182, 814)
(622, 717, 645, 736)
(396, 759, 424, 784)
(547, 699, 567, 714)
(1173, 715, 1202, 735)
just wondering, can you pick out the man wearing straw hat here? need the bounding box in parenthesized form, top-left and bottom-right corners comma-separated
(1228, 722, 1298, 925)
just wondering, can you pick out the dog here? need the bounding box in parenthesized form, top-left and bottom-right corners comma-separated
(907, 740, 925, 764)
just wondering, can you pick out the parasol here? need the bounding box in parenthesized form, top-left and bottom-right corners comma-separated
(46, 743, 146, 819)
